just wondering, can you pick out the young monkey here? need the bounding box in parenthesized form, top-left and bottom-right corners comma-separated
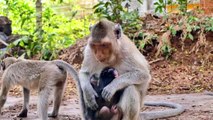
(87, 67, 123, 120)
(0, 57, 84, 120)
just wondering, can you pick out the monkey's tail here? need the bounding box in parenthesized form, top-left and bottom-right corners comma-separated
(140, 101, 185, 120)
(53, 60, 86, 119)
(53, 60, 79, 82)
(203, 91, 213, 96)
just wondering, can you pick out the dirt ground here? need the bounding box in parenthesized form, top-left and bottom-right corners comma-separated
(0, 93, 212, 120)
(1, 37, 212, 119)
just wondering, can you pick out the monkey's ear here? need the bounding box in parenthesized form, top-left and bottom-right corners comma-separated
(18, 54, 25, 59)
(114, 24, 122, 39)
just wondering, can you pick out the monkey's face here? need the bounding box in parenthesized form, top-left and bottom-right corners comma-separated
(90, 39, 115, 64)
(89, 20, 122, 65)
(0, 57, 17, 71)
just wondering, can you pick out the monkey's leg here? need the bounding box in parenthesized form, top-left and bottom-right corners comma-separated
(0, 83, 10, 113)
(18, 87, 30, 117)
(38, 87, 50, 120)
(110, 106, 123, 120)
(48, 81, 65, 118)
(118, 85, 140, 120)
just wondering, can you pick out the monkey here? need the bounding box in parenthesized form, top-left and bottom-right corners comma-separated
(0, 57, 85, 120)
(79, 18, 151, 120)
(87, 67, 123, 120)
(0, 16, 12, 36)
(79, 19, 184, 120)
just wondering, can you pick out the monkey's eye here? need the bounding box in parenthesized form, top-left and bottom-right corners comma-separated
(114, 24, 122, 39)
(100, 43, 111, 48)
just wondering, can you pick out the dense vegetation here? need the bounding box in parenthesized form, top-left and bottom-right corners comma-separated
(0, 0, 92, 59)
(93, 0, 213, 59)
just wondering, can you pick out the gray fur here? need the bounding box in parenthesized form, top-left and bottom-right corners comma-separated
(0, 57, 84, 120)
(80, 19, 185, 120)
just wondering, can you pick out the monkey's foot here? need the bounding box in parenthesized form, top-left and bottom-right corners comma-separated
(17, 109, 28, 117)
(48, 113, 58, 118)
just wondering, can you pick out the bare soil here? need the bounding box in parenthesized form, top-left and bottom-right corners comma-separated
(1, 35, 212, 119)
(0, 94, 212, 120)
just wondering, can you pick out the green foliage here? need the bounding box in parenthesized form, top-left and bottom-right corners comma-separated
(154, 0, 167, 13)
(138, 33, 158, 50)
(204, 17, 213, 32)
(93, 0, 123, 22)
(0, 0, 35, 34)
(168, 25, 177, 36)
(161, 39, 172, 59)
(173, 15, 197, 41)
(0, 0, 91, 60)
(176, 0, 187, 13)
(121, 10, 142, 36)
(154, 0, 188, 14)
(93, 0, 143, 35)
(154, 0, 173, 14)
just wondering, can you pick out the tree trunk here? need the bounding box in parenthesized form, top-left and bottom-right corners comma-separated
(36, 0, 42, 40)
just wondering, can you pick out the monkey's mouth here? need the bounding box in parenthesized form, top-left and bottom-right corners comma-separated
(97, 58, 107, 63)
(99, 60, 112, 65)
(99, 59, 106, 63)
(97, 57, 114, 65)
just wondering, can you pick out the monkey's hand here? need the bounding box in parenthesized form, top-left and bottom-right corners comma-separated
(102, 84, 116, 102)
(82, 84, 99, 110)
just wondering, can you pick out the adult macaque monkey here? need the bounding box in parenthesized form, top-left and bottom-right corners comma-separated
(79, 19, 184, 120)
(0, 57, 84, 120)
(79, 19, 151, 120)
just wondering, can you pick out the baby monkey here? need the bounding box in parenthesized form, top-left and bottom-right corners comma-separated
(0, 57, 81, 120)
(86, 67, 123, 120)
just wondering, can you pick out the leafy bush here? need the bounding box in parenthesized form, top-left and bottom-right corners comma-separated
(0, 0, 91, 60)
(154, 0, 188, 14)
(204, 17, 213, 32)
(161, 43, 172, 59)
(93, 0, 143, 34)
(154, 0, 172, 14)
(121, 10, 143, 36)
(93, 0, 125, 22)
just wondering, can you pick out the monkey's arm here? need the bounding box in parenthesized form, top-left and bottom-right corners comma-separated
(79, 45, 100, 110)
(79, 70, 98, 110)
(102, 69, 151, 101)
